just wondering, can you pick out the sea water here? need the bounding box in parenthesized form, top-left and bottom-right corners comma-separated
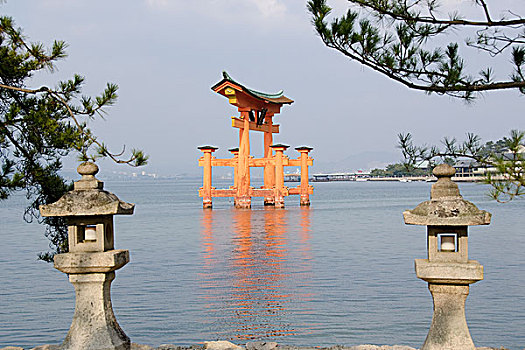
(0, 179, 523, 349)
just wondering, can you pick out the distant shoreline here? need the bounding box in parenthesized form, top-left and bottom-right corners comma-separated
(302, 176, 486, 183)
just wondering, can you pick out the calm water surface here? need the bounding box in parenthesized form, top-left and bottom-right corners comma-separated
(0, 179, 524, 349)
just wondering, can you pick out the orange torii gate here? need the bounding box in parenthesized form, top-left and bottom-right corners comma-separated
(198, 72, 313, 209)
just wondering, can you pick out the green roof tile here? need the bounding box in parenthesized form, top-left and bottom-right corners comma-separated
(222, 71, 286, 100)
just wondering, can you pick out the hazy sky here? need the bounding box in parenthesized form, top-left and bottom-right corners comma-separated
(3, 0, 525, 175)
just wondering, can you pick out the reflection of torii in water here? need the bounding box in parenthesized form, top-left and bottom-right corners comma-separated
(198, 208, 314, 341)
(230, 209, 291, 340)
(198, 72, 314, 209)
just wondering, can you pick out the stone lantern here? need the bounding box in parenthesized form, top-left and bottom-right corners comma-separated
(40, 162, 134, 350)
(403, 164, 491, 350)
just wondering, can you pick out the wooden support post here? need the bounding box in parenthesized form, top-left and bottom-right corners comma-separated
(229, 148, 239, 207)
(229, 148, 239, 189)
(236, 109, 251, 208)
(296, 146, 313, 206)
(270, 144, 289, 208)
(198, 146, 218, 209)
(263, 114, 275, 206)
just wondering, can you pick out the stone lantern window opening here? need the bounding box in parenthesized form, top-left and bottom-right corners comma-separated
(427, 226, 468, 263)
(68, 215, 115, 253)
(438, 233, 457, 252)
(79, 225, 96, 242)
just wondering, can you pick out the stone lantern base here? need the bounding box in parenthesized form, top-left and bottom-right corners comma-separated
(54, 250, 130, 350)
(61, 272, 130, 350)
(422, 284, 474, 350)
(416, 260, 483, 350)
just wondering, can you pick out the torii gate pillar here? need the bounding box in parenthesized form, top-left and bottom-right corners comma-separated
(198, 146, 218, 209)
(236, 108, 252, 209)
(228, 147, 239, 206)
(296, 146, 313, 206)
(271, 144, 289, 209)
(263, 114, 276, 206)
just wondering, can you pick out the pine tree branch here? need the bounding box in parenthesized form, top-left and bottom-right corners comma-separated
(0, 83, 147, 166)
(328, 40, 525, 94)
(350, 0, 525, 27)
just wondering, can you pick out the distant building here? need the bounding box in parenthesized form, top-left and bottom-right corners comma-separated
(453, 159, 502, 177)
(311, 171, 371, 182)
(453, 160, 477, 177)
(284, 174, 301, 182)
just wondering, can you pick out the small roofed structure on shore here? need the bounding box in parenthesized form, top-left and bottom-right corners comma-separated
(198, 72, 314, 209)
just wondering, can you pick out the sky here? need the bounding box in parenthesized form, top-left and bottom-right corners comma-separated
(2, 0, 525, 175)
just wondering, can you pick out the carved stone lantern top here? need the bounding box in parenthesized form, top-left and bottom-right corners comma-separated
(403, 164, 491, 226)
(40, 162, 134, 217)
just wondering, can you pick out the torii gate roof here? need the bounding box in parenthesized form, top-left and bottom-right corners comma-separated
(212, 71, 294, 106)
